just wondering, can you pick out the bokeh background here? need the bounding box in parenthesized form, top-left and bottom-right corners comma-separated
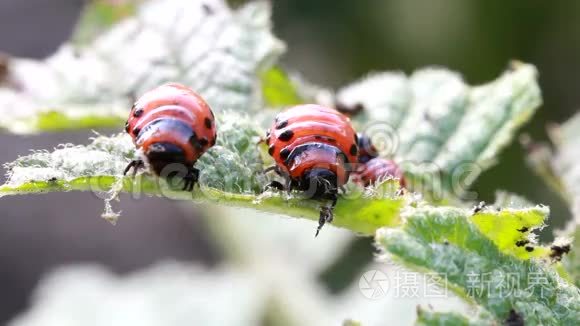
(0, 0, 578, 324)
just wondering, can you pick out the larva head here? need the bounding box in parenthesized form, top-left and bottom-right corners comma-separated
(298, 167, 339, 201)
(136, 118, 199, 176)
(286, 143, 349, 200)
(145, 142, 189, 176)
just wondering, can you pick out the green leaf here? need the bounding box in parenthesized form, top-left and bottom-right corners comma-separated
(0, 0, 284, 134)
(0, 175, 405, 235)
(336, 71, 410, 128)
(337, 62, 542, 199)
(32, 110, 125, 133)
(471, 205, 550, 260)
(376, 205, 580, 325)
(260, 67, 304, 107)
(0, 61, 547, 240)
(0, 112, 405, 234)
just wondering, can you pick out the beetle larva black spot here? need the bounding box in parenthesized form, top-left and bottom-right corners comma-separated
(314, 135, 323, 140)
(204, 117, 212, 129)
(515, 240, 529, 247)
(550, 244, 571, 261)
(268, 145, 275, 156)
(349, 144, 358, 156)
(132, 127, 141, 136)
(517, 226, 529, 233)
(189, 135, 202, 149)
(278, 130, 294, 141)
(275, 120, 288, 129)
(280, 148, 290, 160)
(133, 108, 144, 117)
(199, 137, 209, 147)
(525, 246, 534, 252)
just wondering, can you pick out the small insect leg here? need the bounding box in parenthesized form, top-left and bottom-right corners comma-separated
(315, 194, 338, 237)
(124, 160, 144, 176)
(182, 166, 200, 192)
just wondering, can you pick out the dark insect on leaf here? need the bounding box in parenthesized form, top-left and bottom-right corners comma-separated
(549, 244, 571, 261)
(505, 309, 525, 326)
(278, 130, 294, 141)
(515, 240, 529, 247)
